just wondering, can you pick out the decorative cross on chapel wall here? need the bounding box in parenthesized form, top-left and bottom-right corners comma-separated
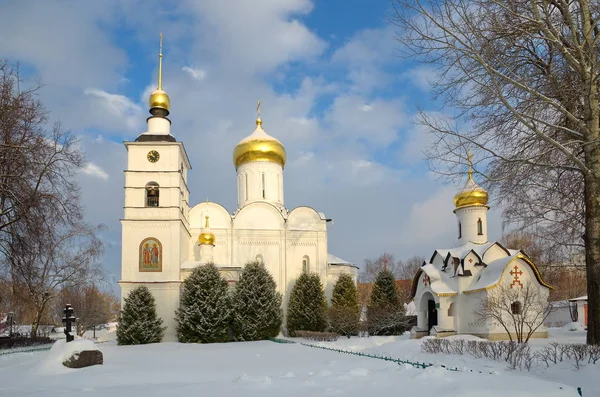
(510, 265, 523, 288)
(423, 274, 431, 286)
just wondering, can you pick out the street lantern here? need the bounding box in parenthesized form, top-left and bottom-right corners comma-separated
(62, 304, 76, 342)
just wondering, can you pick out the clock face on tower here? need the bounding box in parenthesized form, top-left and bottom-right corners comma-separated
(147, 150, 160, 163)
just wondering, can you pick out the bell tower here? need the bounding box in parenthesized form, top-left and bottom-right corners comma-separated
(119, 34, 191, 341)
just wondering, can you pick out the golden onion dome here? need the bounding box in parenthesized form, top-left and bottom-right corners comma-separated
(454, 172, 489, 209)
(198, 216, 216, 246)
(149, 89, 170, 112)
(233, 117, 286, 170)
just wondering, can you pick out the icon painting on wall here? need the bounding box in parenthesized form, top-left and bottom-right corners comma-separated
(139, 237, 162, 272)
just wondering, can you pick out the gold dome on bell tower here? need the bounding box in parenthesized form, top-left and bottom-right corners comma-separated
(233, 100, 286, 170)
(454, 149, 489, 209)
(148, 33, 171, 113)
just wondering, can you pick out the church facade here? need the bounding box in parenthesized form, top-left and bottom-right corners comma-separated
(410, 162, 553, 340)
(118, 46, 357, 341)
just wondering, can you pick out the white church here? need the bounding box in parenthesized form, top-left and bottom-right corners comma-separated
(119, 43, 357, 341)
(410, 162, 554, 340)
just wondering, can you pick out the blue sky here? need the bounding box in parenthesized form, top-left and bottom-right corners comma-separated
(0, 0, 503, 289)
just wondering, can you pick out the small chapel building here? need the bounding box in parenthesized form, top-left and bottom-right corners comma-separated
(410, 162, 553, 340)
(118, 43, 357, 341)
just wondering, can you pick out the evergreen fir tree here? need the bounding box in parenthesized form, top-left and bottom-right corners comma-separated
(176, 263, 231, 343)
(232, 261, 282, 341)
(117, 285, 165, 345)
(286, 273, 328, 336)
(367, 269, 406, 336)
(329, 273, 360, 338)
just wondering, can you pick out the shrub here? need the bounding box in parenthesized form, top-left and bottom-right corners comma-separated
(286, 273, 328, 336)
(117, 285, 165, 345)
(329, 273, 360, 338)
(176, 263, 231, 343)
(232, 261, 282, 341)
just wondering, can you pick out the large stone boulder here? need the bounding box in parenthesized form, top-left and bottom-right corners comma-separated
(62, 349, 103, 369)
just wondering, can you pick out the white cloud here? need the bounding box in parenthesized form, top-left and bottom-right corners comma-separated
(81, 163, 110, 180)
(0, 1, 508, 279)
(84, 88, 144, 132)
(182, 66, 207, 81)
(402, 66, 438, 92)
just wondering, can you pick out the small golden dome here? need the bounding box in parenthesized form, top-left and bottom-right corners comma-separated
(149, 89, 170, 111)
(233, 118, 286, 170)
(198, 216, 215, 246)
(454, 175, 489, 208)
(198, 231, 215, 246)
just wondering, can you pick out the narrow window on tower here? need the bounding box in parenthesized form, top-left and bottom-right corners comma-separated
(302, 256, 310, 273)
(458, 222, 462, 239)
(262, 173, 266, 199)
(145, 182, 160, 207)
(245, 173, 248, 201)
(477, 218, 483, 235)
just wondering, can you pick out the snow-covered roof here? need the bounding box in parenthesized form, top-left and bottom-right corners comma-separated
(327, 254, 358, 268)
(421, 263, 458, 295)
(568, 295, 588, 302)
(464, 254, 519, 293)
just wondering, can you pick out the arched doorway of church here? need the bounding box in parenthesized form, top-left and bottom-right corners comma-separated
(420, 292, 438, 332)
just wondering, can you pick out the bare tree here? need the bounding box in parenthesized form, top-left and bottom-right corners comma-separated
(393, 0, 600, 345)
(360, 253, 402, 283)
(397, 255, 425, 280)
(59, 283, 116, 337)
(474, 282, 553, 343)
(0, 60, 84, 252)
(8, 222, 103, 337)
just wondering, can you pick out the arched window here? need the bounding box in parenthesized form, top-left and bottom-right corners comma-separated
(256, 254, 264, 264)
(477, 218, 483, 235)
(244, 173, 248, 201)
(145, 182, 159, 207)
(458, 222, 462, 238)
(262, 173, 266, 199)
(448, 302, 456, 316)
(511, 301, 522, 315)
(302, 256, 310, 274)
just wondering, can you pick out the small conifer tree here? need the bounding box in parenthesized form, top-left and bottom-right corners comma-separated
(286, 273, 328, 336)
(117, 285, 165, 345)
(367, 269, 406, 335)
(176, 263, 231, 343)
(329, 273, 360, 338)
(232, 261, 282, 341)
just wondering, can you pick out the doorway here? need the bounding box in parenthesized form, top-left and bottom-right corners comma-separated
(427, 299, 438, 331)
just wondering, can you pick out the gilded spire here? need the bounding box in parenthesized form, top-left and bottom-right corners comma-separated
(205, 215, 210, 228)
(158, 32, 163, 90)
(149, 33, 170, 113)
(256, 99, 262, 126)
(453, 148, 488, 209)
(466, 148, 473, 181)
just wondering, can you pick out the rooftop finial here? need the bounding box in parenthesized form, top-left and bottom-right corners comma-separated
(466, 148, 473, 181)
(256, 99, 262, 126)
(158, 33, 163, 90)
(205, 216, 210, 228)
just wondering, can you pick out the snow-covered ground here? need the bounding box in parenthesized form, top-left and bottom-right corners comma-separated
(306, 326, 595, 396)
(0, 329, 590, 397)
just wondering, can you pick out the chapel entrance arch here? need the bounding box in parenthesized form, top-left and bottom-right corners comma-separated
(420, 292, 438, 332)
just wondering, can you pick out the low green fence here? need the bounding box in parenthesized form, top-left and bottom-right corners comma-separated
(0, 344, 53, 356)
